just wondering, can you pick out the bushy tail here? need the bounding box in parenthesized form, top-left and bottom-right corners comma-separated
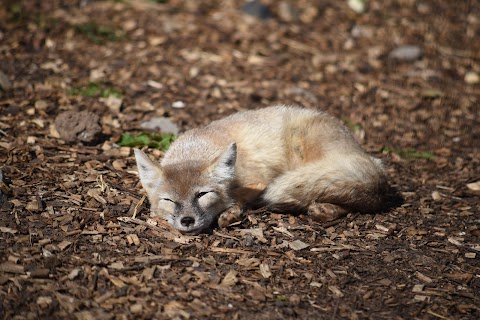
(261, 155, 388, 213)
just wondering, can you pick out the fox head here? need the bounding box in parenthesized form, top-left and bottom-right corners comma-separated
(134, 143, 237, 235)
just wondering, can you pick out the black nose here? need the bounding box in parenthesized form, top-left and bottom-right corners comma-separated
(180, 216, 195, 227)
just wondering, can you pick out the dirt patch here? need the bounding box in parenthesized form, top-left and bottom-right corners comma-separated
(0, 0, 479, 319)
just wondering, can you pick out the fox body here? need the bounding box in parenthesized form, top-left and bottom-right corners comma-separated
(135, 106, 387, 234)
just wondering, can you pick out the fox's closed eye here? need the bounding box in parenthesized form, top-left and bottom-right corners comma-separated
(161, 198, 175, 203)
(197, 191, 213, 198)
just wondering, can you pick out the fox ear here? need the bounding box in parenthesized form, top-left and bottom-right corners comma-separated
(134, 148, 163, 191)
(211, 143, 237, 181)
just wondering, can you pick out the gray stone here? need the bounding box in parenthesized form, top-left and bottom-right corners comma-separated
(140, 117, 179, 135)
(241, 0, 272, 20)
(389, 45, 423, 61)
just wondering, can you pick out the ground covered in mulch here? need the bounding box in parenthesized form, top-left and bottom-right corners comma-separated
(1, 1, 479, 319)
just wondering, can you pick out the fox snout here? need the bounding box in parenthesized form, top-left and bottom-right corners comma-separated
(168, 193, 231, 234)
(180, 216, 195, 228)
(172, 212, 214, 235)
(173, 214, 203, 235)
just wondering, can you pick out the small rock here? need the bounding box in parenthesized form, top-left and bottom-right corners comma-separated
(0, 71, 11, 91)
(244, 234, 255, 247)
(241, 0, 272, 20)
(147, 80, 163, 89)
(465, 252, 476, 259)
(130, 303, 143, 314)
(286, 87, 318, 103)
(431, 191, 442, 201)
(289, 294, 301, 306)
(172, 100, 186, 109)
(141, 117, 179, 135)
(389, 45, 423, 61)
(89, 69, 105, 81)
(278, 2, 299, 22)
(36, 296, 53, 308)
(99, 95, 123, 113)
(351, 25, 373, 39)
(54, 110, 102, 143)
(464, 71, 479, 84)
(35, 100, 48, 111)
(122, 20, 137, 32)
(348, 0, 367, 13)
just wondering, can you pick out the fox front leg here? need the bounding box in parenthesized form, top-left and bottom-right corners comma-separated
(218, 203, 244, 228)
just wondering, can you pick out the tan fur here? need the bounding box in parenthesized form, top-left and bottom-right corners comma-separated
(135, 106, 388, 234)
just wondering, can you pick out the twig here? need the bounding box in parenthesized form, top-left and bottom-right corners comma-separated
(426, 310, 451, 320)
(330, 298, 340, 320)
(132, 195, 146, 219)
(213, 231, 240, 241)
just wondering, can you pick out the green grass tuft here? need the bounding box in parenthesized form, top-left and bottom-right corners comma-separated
(118, 133, 176, 151)
(382, 146, 435, 160)
(68, 82, 123, 98)
(75, 22, 125, 44)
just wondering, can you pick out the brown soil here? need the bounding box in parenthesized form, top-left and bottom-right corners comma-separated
(1, 1, 479, 319)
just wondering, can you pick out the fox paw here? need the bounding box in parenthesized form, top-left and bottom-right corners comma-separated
(218, 204, 244, 228)
(308, 203, 348, 222)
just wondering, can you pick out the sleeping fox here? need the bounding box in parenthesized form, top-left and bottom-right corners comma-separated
(134, 106, 388, 235)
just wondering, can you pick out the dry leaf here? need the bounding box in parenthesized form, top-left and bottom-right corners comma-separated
(107, 276, 126, 288)
(272, 226, 294, 237)
(259, 263, 272, 278)
(55, 292, 80, 313)
(466, 181, 480, 191)
(164, 301, 190, 319)
(68, 268, 81, 280)
(414, 295, 429, 302)
(220, 270, 238, 287)
(100, 95, 123, 113)
(412, 284, 424, 293)
(87, 188, 107, 204)
(141, 266, 156, 281)
(57, 240, 72, 251)
(0, 226, 17, 234)
(126, 234, 140, 246)
(238, 228, 267, 243)
(109, 262, 125, 270)
(328, 285, 344, 297)
(99, 268, 126, 288)
(236, 257, 260, 268)
(415, 271, 433, 283)
(289, 240, 309, 251)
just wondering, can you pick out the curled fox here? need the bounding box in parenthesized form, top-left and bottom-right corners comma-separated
(135, 106, 388, 235)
